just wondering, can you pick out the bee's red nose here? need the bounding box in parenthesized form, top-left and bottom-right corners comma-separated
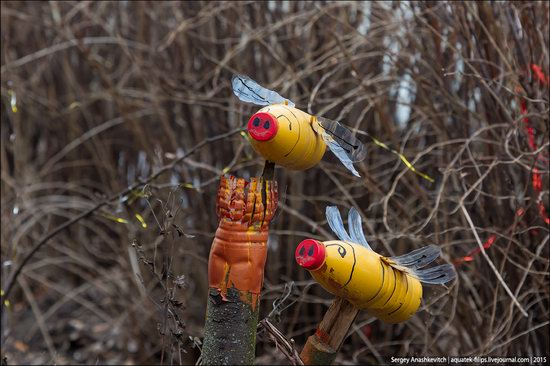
(295, 239, 326, 270)
(247, 112, 278, 141)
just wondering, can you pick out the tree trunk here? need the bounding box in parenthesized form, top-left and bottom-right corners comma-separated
(201, 175, 278, 365)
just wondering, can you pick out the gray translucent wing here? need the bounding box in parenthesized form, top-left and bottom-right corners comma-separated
(347, 207, 372, 250)
(412, 264, 456, 285)
(390, 244, 441, 269)
(321, 131, 361, 177)
(325, 206, 352, 242)
(231, 74, 295, 107)
(318, 116, 367, 162)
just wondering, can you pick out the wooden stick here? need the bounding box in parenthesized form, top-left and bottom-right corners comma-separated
(300, 297, 360, 365)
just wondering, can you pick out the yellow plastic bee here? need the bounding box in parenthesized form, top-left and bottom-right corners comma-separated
(232, 74, 366, 177)
(295, 206, 455, 323)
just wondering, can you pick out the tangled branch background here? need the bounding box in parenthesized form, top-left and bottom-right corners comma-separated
(1, 1, 548, 364)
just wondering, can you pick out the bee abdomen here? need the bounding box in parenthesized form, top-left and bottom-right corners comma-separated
(360, 262, 423, 323)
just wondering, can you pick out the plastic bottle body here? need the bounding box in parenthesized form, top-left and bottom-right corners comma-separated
(209, 176, 278, 305)
(247, 104, 326, 170)
(202, 175, 278, 365)
(305, 240, 423, 323)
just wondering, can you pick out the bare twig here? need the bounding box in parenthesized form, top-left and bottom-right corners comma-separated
(460, 204, 529, 317)
(259, 319, 304, 366)
(2, 127, 244, 300)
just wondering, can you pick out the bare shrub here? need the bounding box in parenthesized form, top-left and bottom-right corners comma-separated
(1, 1, 548, 364)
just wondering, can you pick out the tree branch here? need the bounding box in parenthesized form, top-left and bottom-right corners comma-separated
(1, 127, 245, 301)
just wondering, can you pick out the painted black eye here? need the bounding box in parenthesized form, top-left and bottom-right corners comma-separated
(253, 117, 260, 127)
(263, 121, 270, 129)
(308, 245, 314, 256)
(337, 246, 346, 258)
(299, 246, 305, 256)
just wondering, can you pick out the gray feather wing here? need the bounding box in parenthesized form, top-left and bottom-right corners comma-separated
(390, 244, 441, 269)
(325, 206, 352, 242)
(231, 74, 294, 107)
(347, 207, 372, 250)
(321, 131, 361, 177)
(411, 264, 456, 285)
(387, 245, 456, 285)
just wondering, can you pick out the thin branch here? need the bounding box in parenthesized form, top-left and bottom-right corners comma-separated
(460, 204, 529, 317)
(2, 127, 245, 300)
(259, 319, 304, 366)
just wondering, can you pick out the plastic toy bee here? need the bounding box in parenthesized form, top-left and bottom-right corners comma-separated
(232, 74, 366, 177)
(295, 206, 455, 323)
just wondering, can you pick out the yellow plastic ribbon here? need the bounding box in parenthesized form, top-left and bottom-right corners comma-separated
(102, 213, 129, 224)
(369, 135, 435, 183)
(8, 90, 17, 113)
(134, 213, 147, 228)
(1, 289, 10, 308)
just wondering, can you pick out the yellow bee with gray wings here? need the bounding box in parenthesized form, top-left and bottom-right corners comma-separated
(296, 206, 455, 323)
(232, 74, 366, 176)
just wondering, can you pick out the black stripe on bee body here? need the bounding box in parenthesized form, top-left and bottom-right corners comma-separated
(402, 274, 409, 300)
(281, 104, 299, 119)
(278, 104, 299, 131)
(382, 270, 398, 306)
(364, 261, 386, 305)
(388, 303, 404, 316)
(277, 115, 292, 129)
(281, 112, 302, 158)
(387, 271, 409, 315)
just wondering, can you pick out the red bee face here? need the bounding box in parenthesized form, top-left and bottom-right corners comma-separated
(295, 239, 326, 270)
(247, 112, 278, 141)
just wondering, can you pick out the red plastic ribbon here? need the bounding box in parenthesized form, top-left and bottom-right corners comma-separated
(531, 64, 550, 85)
(519, 65, 548, 221)
(454, 234, 497, 265)
(456, 64, 549, 266)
